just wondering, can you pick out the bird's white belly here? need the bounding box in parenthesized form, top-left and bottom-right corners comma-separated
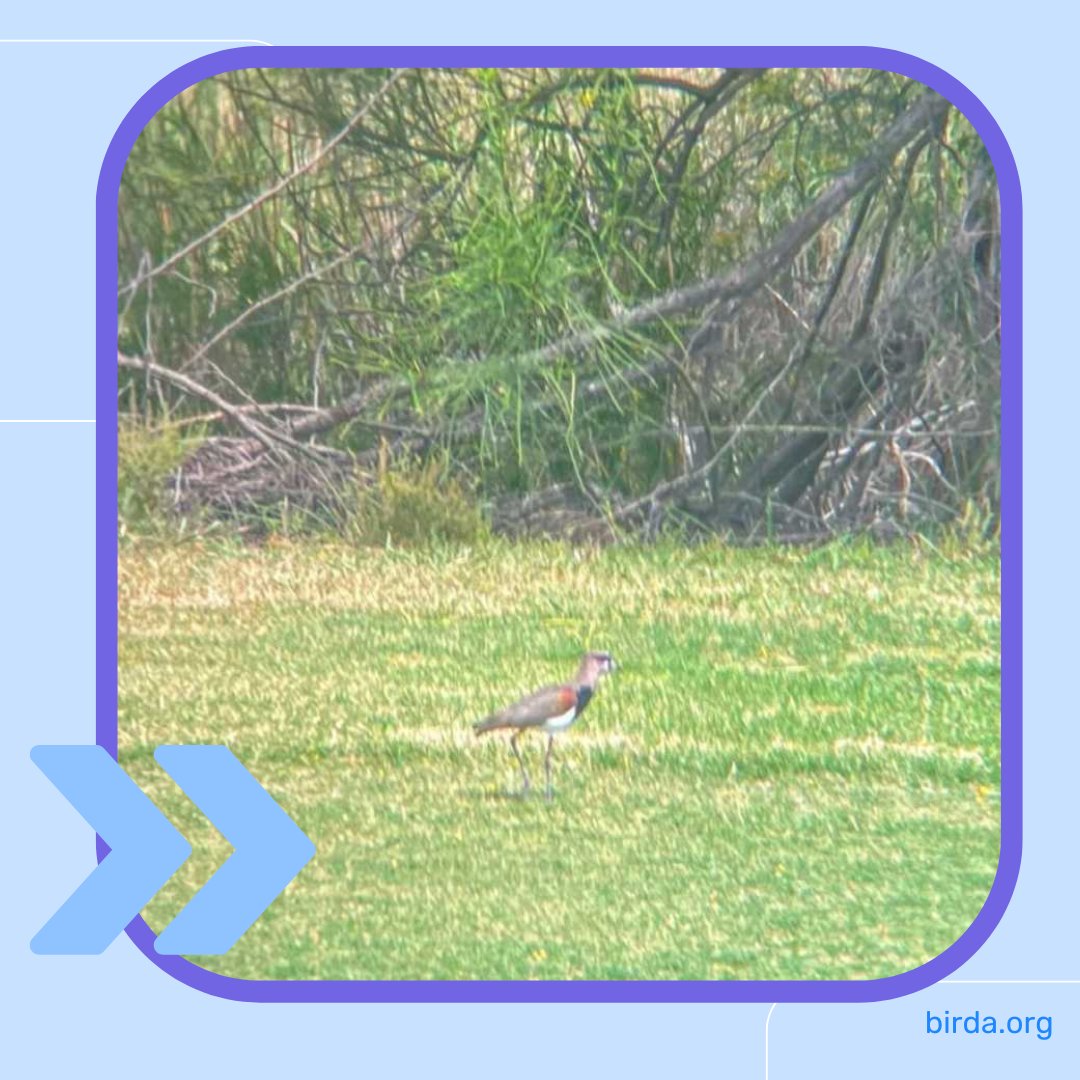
(540, 706, 578, 733)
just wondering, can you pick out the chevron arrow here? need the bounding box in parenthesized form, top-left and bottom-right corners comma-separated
(31, 745, 193, 954)
(33, 745, 316, 956)
(153, 746, 316, 955)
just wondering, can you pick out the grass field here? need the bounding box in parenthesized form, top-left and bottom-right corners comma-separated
(118, 538, 1000, 982)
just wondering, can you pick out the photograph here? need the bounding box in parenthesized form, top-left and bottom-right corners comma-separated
(115, 64, 1001, 983)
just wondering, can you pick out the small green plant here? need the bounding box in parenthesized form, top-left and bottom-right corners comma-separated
(117, 420, 201, 539)
(346, 445, 491, 547)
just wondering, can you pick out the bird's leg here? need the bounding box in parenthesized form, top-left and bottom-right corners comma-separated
(545, 735, 555, 801)
(510, 731, 530, 794)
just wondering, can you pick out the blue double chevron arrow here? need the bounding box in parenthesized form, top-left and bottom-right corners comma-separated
(31, 745, 315, 956)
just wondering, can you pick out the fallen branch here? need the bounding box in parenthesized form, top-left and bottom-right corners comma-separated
(118, 352, 286, 455)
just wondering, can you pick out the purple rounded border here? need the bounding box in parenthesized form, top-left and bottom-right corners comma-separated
(98, 45, 1020, 1003)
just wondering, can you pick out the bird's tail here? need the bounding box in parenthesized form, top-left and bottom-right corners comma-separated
(473, 716, 502, 735)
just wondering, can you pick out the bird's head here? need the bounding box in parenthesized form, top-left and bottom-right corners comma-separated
(578, 650, 617, 686)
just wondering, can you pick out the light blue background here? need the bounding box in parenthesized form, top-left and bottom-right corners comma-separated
(1, 6, 1071, 1077)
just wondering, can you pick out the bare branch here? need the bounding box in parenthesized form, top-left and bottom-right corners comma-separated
(118, 352, 284, 451)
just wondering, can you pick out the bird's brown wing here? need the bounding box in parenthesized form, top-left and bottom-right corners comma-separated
(474, 683, 577, 733)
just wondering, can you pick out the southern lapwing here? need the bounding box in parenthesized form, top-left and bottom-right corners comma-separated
(474, 651, 616, 798)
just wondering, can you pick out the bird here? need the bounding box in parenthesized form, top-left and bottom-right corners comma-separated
(473, 651, 617, 798)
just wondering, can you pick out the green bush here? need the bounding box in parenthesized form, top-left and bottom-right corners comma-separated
(118, 421, 201, 538)
(346, 451, 490, 547)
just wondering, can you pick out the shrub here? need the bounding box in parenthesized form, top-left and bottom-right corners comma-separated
(346, 449, 490, 547)
(118, 420, 202, 538)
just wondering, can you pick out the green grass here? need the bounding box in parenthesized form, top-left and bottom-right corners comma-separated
(118, 538, 1001, 982)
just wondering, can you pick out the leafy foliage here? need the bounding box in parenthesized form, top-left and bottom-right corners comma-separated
(119, 67, 1000, 542)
